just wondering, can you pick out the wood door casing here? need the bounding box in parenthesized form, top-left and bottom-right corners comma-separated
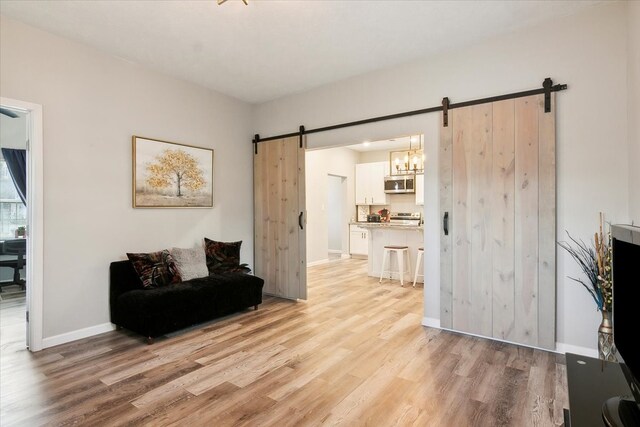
(254, 135, 307, 300)
(440, 94, 556, 350)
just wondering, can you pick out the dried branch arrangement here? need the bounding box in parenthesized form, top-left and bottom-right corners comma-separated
(558, 212, 613, 311)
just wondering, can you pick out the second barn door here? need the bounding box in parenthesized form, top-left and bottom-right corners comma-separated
(440, 94, 556, 350)
(254, 136, 307, 300)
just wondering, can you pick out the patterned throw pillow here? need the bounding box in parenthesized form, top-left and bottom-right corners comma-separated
(170, 247, 209, 281)
(127, 250, 181, 289)
(203, 238, 250, 274)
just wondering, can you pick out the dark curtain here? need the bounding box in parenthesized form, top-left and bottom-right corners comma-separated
(1, 148, 27, 205)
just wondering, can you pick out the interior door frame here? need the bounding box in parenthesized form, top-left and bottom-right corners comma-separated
(1, 97, 44, 352)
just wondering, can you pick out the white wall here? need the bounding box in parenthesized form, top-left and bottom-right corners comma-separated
(305, 147, 358, 264)
(0, 16, 254, 341)
(256, 2, 631, 353)
(629, 1, 640, 225)
(358, 149, 391, 164)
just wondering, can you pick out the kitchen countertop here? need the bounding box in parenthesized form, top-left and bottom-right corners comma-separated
(350, 222, 423, 231)
(361, 222, 424, 282)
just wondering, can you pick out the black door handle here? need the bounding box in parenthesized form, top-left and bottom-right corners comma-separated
(299, 212, 304, 230)
(443, 211, 449, 235)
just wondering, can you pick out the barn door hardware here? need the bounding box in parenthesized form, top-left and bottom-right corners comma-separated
(253, 78, 567, 145)
(543, 78, 553, 112)
(442, 97, 450, 127)
(253, 134, 260, 154)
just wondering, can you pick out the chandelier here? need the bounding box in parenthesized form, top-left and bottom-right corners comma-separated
(389, 135, 425, 175)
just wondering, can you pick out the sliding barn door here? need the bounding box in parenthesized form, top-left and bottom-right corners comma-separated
(254, 136, 307, 300)
(440, 94, 556, 350)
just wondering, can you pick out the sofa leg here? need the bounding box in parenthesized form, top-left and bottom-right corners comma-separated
(146, 337, 154, 345)
(115, 325, 122, 331)
(254, 305, 258, 311)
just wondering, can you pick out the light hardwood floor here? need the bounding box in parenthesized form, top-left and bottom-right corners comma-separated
(0, 259, 568, 426)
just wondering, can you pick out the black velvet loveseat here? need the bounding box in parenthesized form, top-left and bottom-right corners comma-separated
(110, 260, 264, 343)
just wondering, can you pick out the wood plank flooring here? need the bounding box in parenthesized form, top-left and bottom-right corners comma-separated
(0, 259, 568, 426)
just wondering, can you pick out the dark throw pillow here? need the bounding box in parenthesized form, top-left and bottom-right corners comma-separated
(127, 250, 181, 289)
(204, 238, 250, 274)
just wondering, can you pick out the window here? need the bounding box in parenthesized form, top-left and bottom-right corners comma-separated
(0, 158, 27, 239)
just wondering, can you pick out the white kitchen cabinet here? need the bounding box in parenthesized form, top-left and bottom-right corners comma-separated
(355, 161, 389, 205)
(370, 162, 388, 205)
(355, 164, 369, 205)
(349, 224, 368, 256)
(415, 173, 424, 206)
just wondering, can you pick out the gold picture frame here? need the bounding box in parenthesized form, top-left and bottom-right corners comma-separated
(132, 136, 214, 208)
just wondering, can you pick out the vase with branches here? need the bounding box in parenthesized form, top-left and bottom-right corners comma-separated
(558, 212, 615, 360)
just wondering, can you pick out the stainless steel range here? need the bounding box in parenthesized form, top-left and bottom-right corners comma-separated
(389, 212, 422, 226)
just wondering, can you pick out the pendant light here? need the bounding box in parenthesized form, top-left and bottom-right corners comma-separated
(390, 134, 424, 175)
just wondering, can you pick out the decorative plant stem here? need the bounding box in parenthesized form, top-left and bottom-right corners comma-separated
(558, 213, 615, 360)
(557, 213, 612, 312)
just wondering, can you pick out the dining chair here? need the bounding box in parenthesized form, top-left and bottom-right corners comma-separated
(0, 239, 26, 291)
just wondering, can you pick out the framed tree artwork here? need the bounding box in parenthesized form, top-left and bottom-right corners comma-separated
(132, 136, 214, 208)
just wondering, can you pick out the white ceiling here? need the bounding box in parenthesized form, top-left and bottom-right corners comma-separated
(0, 0, 603, 104)
(345, 136, 420, 153)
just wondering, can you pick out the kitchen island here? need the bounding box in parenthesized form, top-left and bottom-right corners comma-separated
(355, 223, 424, 283)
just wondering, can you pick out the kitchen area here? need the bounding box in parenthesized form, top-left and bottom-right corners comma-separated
(305, 134, 424, 286)
(349, 136, 424, 284)
(352, 214, 423, 285)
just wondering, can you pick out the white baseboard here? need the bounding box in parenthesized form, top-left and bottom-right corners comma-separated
(328, 249, 342, 254)
(421, 317, 440, 328)
(308, 254, 350, 267)
(42, 323, 116, 349)
(555, 342, 598, 358)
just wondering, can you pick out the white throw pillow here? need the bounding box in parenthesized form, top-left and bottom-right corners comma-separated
(170, 247, 209, 281)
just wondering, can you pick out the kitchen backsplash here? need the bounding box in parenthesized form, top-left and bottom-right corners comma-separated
(356, 205, 369, 221)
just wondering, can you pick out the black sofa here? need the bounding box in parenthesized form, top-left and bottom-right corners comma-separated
(109, 260, 264, 343)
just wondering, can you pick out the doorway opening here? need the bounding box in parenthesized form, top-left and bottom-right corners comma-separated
(0, 98, 44, 352)
(327, 174, 347, 261)
(304, 135, 425, 316)
(0, 106, 28, 350)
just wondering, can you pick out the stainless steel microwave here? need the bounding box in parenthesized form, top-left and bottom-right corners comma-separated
(384, 175, 415, 194)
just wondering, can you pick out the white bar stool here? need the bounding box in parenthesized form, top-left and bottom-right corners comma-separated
(413, 247, 424, 287)
(379, 245, 411, 287)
